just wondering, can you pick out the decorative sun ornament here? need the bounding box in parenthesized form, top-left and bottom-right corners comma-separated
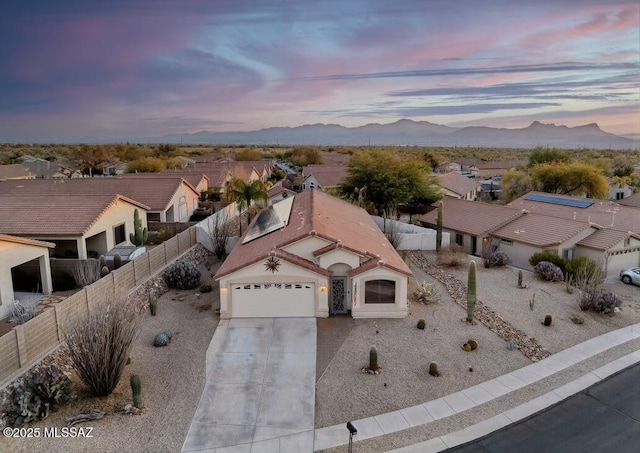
(264, 256, 281, 273)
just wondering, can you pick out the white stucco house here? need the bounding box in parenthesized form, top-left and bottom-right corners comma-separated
(215, 190, 412, 319)
(0, 235, 54, 320)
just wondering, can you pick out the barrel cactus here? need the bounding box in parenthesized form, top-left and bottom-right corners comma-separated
(130, 375, 142, 409)
(417, 319, 426, 330)
(543, 314, 552, 326)
(153, 331, 173, 347)
(429, 362, 440, 377)
(164, 261, 201, 290)
(468, 339, 479, 350)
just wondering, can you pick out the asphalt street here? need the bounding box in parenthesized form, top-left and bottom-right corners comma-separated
(447, 363, 640, 453)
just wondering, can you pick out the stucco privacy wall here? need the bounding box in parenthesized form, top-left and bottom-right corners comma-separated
(195, 202, 239, 253)
(371, 216, 450, 251)
(0, 228, 197, 388)
(0, 240, 53, 320)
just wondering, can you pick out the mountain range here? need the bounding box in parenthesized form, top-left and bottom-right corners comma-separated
(68, 119, 638, 149)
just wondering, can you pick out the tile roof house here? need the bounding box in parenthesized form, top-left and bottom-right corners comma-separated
(421, 192, 640, 275)
(301, 165, 348, 191)
(436, 172, 479, 200)
(0, 176, 200, 223)
(617, 192, 640, 209)
(0, 194, 149, 260)
(0, 235, 55, 320)
(0, 164, 35, 181)
(215, 190, 412, 319)
(267, 183, 297, 205)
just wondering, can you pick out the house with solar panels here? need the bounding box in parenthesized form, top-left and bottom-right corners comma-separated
(214, 190, 412, 319)
(420, 192, 640, 276)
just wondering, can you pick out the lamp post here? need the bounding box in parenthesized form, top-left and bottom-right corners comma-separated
(347, 421, 357, 452)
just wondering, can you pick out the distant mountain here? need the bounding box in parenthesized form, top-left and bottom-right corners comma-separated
(42, 119, 637, 149)
(139, 119, 636, 149)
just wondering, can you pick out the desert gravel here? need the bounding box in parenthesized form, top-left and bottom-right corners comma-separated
(315, 251, 640, 429)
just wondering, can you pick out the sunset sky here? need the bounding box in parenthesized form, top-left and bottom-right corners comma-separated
(1, 0, 638, 142)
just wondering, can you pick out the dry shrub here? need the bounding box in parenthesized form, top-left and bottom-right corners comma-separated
(437, 244, 465, 268)
(64, 297, 139, 397)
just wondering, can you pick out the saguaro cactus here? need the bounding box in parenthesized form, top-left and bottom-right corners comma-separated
(369, 346, 378, 371)
(129, 209, 148, 246)
(436, 201, 443, 253)
(130, 375, 142, 409)
(466, 260, 477, 323)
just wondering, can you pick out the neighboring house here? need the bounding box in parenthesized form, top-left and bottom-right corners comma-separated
(19, 155, 82, 179)
(449, 159, 526, 178)
(421, 192, 640, 276)
(436, 172, 479, 200)
(609, 181, 634, 201)
(420, 198, 524, 255)
(0, 235, 54, 320)
(617, 192, 640, 209)
(0, 164, 35, 181)
(267, 184, 297, 205)
(0, 176, 200, 223)
(0, 194, 149, 259)
(215, 190, 412, 319)
(301, 165, 348, 191)
(100, 161, 128, 176)
(478, 179, 502, 201)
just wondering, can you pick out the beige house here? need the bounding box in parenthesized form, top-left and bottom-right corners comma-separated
(215, 190, 412, 319)
(436, 172, 479, 200)
(267, 184, 297, 205)
(0, 194, 149, 259)
(0, 176, 199, 223)
(301, 165, 348, 191)
(0, 235, 54, 320)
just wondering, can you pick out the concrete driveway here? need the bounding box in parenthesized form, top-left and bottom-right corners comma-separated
(182, 318, 316, 452)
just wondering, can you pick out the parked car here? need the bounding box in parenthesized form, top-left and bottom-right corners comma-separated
(620, 267, 640, 286)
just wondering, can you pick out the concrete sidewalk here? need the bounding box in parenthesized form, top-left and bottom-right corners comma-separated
(314, 322, 640, 452)
(182, 318, 316, 452)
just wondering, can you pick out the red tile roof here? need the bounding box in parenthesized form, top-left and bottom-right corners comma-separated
(577, 229, 640, 251)
(0, 234, 55, 248)
(0, 164, 34, 180)
(508, 192, 640, 234)
(302, 166, 348, 188)
(215, 190, 411, 279)
(0, 176, 196, 211)
(617, 193, 640, 209)
(491, 212, 593, 247)
(0, 194, 148, 236)
(437, 172, 479, 197)
(420, 198, 524, 236)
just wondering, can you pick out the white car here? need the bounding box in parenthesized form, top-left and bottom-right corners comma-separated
(620, 267, 640, 286)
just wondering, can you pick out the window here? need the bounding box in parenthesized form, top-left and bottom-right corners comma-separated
(455, 234, 463, 246)
(501, 239, 513, 246)
(562, 248, 573, 260)
(114, 224, 126, 245)
(364, 280, 396, 304)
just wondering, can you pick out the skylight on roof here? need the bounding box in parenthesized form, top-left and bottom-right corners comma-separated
(524, 193, 593, 209)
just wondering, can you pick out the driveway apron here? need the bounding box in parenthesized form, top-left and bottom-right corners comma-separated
(182, 317, 316, 452)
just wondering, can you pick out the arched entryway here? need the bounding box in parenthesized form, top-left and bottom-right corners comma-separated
(328, 263, 352, 315)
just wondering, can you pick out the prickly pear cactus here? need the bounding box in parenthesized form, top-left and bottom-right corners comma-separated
(164, 260, 201, 290)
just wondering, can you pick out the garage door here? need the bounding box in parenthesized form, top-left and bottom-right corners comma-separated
(231, 282, 315, 318)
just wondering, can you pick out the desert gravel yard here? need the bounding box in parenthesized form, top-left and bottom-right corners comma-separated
(315, 251, 640, 428)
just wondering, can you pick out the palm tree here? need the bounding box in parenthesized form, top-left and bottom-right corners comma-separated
(230, 178, 268, 236)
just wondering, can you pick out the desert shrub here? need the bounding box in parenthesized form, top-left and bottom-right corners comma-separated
(65, 300, 138, 396)
(593, 292, 623, 315)
(52, 269, 77, 291)
(437, 244, 465, 268)
(490, 251, 510, 267)
(200, 284, 212, 293)
(565, 256, 599, 281)
(165, 260, 201, 290)
(529, 251, 567, 272)
(71, 259, 101, 287)
(414, 281, 440, 304)
(10, 302, 41, 326)
(534, 261, 564, 282)
(574, 265, 605, 311)
(1, 364, 71, 427)
(156, 228, 176, 244)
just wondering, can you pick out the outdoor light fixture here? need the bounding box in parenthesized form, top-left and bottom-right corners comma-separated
(347, 421, 357, 452)
(319, 286, 327, 293)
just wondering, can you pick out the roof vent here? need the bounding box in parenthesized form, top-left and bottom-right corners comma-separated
(310, 230, 316, 236)
(377, 259, 384, 266)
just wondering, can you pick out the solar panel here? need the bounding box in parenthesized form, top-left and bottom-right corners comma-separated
(242, 206, 285, 244)
(524, 193, 593, 209)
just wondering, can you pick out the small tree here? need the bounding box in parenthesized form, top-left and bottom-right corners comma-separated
(230, 179, 268, 236)
(65, 298, 139, 396)
(209, 211, 233, 260)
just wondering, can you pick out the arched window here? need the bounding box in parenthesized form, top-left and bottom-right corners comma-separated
(365, 280, 396, 304)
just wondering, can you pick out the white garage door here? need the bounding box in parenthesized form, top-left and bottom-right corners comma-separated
(231, 282, 315, 318)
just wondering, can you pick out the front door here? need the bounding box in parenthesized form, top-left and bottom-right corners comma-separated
(330, 277, 347, 314)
